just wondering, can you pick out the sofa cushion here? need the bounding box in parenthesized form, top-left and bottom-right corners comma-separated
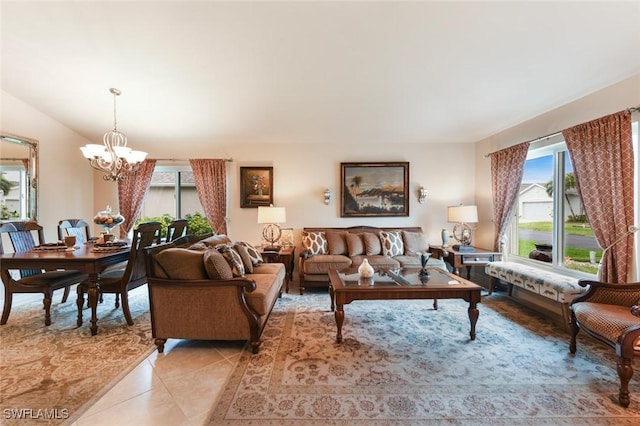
(203, 249, 234, 280)
(244, 273, 282, 316)
(187, 242, 208, 251)
(237, 241, 264, 265)
(302, 255, 352, 274)
(326, 231, 348, 255)
(233, 242, 254, 274)
(346, 233, 365, 256)
(252, 262, 286, 277)
(363, 232, 382, 256)
(302, 231, 328, 255)
(380, 231, 404, 256)
(350, 255, 400, 269)
(201, 234, 232, 247)
(402, 231, 429, 256)
(155, 248, 208, 280)
(215, 244, 245, 277)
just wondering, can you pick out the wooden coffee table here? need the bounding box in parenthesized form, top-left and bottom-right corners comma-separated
(328, 267, 482, 343)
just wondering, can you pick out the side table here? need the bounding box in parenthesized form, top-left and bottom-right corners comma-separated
(429, 245, 501, 283)
(260, 246, 296, 293)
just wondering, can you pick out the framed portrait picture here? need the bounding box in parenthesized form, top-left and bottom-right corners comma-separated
(278, 227, 294, 247)
(240, 166, 274, 208)
(340, 162, 409, 217)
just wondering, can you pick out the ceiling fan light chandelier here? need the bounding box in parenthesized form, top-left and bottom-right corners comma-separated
(80, 88, 147, 182)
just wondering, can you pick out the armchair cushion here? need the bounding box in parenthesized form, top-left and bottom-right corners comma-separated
(155, 248, 208, 280)
(203, 249, 233, 280)
(572, 302, 640, 346)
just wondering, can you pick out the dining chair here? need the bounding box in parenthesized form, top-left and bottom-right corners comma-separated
(76, 221, 162, 326)
(0, 221, 85, 326)
(166, 219, 189, 242)
(57, 219, 92, 245)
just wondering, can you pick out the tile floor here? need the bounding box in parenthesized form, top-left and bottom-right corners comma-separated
(71, 338, 244, 426)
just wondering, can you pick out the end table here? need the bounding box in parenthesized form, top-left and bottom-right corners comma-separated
(260, 246, 296, 293)
(429, 245, 501, 286)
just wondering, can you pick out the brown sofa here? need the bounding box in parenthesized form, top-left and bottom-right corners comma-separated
(298, 226, 447, 293)
(143, 234, 285, 354)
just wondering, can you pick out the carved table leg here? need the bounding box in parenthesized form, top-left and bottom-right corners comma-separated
(617, 357, 633, 408)
(86, 273, 100, 336)
(335, 304, 344, 343)
(329, 284, 335, 312)
(468, 301, 479, 340)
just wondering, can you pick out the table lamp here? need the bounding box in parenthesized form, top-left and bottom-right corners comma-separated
(447, 204, 478, 250)
(257, 205, 286, 252)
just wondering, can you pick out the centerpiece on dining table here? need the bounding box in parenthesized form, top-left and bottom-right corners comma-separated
(93, 205, 125, 238)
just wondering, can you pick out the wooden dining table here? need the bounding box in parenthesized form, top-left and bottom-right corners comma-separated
(0, 242, 130, 335)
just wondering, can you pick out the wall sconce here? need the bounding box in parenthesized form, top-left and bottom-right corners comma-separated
(418, 187, 428, 204)
(324, 188, 331, 205)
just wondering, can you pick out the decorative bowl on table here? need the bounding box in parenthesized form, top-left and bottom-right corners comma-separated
(93, 205, 125, 235)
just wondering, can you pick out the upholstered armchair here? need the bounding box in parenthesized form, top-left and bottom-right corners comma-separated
(569, 279, 640, 407)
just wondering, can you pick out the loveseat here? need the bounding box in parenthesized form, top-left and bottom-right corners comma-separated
(143, 234, 285, 354)
(298, 226, 447, 293)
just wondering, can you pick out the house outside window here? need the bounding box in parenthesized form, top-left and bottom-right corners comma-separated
(139, 166, 203, 223)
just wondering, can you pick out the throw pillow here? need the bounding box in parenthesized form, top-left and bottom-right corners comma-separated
(302, 231, 328, 255)
(214, 243, 245, 277)
(379, 231, 404, 256)
(345, 233, 365, 256)
(326, 231, 348, 255)
(237, 241, 264, 265)
(233, 242, 254, 274)
(154, 248, 208, 280)
(363, 232, 382, 256)
(402, 231, 428, 256)
(203, 249, 233, 280)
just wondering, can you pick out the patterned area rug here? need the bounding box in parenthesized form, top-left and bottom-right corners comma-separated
(210, 291, 640, 425)
(0, 285, 153, 425)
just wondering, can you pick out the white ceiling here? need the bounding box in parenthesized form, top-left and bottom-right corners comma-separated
(2, 1, 640, 148)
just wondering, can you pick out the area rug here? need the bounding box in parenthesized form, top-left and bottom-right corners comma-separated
(0, 285, 153, 425)
(210, 291, 640, 425)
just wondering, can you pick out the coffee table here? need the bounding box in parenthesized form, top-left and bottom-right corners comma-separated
(328, 267, 482, 343)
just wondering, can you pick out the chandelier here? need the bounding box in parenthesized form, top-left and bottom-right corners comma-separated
(80, 88, 147, 182)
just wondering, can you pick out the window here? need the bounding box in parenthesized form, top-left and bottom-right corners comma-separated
(509, 116, 639, 277)
(138, 166, 211, 235)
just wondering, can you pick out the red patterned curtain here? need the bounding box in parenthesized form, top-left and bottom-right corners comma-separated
(116, 159, 157, 238)
(488, 142, 530, 252)
(563, 110, 634, 283)
(189, 159, 227, 235)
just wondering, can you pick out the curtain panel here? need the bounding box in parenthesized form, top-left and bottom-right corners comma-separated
(488, 142, 530, 253)
(189, 159, 228, 235)
(563, 110, 634, 283)
(117, 159, 157, 239)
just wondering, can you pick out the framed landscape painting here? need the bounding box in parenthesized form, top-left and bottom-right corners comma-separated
(340, 162, 409, 217)
(240, 166, 273, 208)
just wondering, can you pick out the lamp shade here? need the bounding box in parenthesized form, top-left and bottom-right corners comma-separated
(447, 205, 478, 223)
(257, 206, 286, 224)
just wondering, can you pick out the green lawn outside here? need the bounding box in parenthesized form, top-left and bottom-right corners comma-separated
(518, 238, 600, 275)
(519, 221, 595, 237)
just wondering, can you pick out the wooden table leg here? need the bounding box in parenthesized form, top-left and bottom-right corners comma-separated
(87, 274, 100, 336)
(329, 284, 335, 312)
(468, 301, 479, 340)
(335, 304, 344, 343)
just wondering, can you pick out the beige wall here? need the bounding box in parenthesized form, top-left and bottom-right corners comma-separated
(1, 91, 95, 242)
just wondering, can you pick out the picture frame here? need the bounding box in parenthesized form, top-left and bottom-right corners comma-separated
(240, 166, 274, 208)
(278, 227, 294, 247)
(340, 161, 409, 217)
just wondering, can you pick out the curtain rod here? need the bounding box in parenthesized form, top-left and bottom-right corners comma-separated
(485, 104, 640, 158)
(153, 158, 233, 162)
